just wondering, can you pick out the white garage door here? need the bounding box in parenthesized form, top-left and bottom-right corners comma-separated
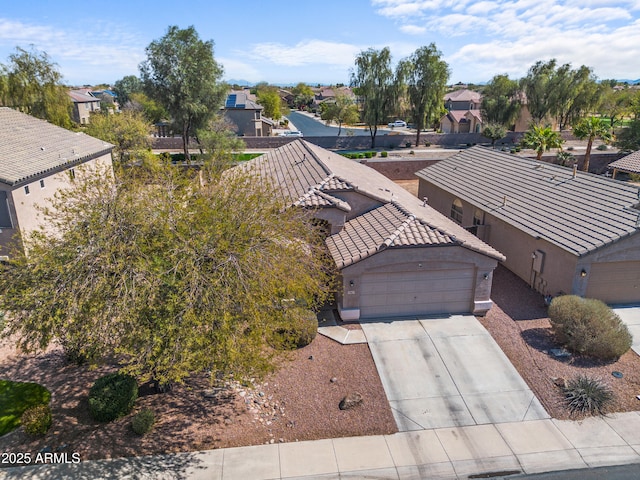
(359, 268, 475, 319)
(586, 262, 640, 305)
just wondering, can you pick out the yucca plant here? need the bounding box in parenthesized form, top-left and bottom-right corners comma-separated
(564, 375, 613, 415)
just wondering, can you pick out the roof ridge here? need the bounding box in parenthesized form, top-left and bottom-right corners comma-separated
(379, 203, 416, 250)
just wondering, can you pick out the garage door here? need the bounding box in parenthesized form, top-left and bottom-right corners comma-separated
(585, 262, 640, 305)
(359, 268, 475, 319)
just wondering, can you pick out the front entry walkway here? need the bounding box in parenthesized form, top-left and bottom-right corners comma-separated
(361, 315, 549, 431)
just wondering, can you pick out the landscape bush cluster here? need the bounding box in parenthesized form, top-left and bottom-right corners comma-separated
(20, 404, 52, 437)
(268, 308, 318, 350)
(131, 408, 155, 435)
(88, 373, 139, 422)
(340, 151, 377, 159)
(564, 375, 613, 415)
(548, 295, 632, 360)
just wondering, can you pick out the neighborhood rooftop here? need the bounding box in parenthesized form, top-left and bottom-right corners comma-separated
(0, 107, 113, 186)
(242, 140, 504, 266)
(609, 150, 640, 175)
(416, 146, 640, 257)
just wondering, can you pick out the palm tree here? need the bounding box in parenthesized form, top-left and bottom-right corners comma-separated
(572, 117, 613, 172)
(521, 125, 564, 160)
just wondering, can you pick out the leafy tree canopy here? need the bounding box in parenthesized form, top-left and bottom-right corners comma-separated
(113, 75, 142, 106)
(0, 162, 332, 385)
(320, 91, 359, 136)
(139, 26, 227, 161)
(481, 74, 521, 128)
(0, 46, 72, 128)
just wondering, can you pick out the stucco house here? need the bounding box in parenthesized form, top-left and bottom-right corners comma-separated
(0, 107, 114, 258)
(68, 89, 101, 124)
(440, 89, 483, 133)
(416, 146, 640, 304)
(242, 140, 505, 320)
(223, 92, 274, 137)
(609, 150, 640, 179)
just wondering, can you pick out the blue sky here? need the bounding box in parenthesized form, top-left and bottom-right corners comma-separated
(0, 0, 638, 86)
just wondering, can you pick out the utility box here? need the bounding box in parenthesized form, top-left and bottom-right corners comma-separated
(532, 250, 545, 274)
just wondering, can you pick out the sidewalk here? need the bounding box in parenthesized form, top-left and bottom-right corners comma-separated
(3, 413, 640, 479)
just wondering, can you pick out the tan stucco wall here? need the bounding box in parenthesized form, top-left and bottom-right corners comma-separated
(0, 153, 113, 257)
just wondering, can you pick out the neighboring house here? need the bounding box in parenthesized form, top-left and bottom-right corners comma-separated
(0, 107, 114, 258)
(416, 146, 640, 304)
(440, 110, 483, 134)
(223, 92, 274, 136)
(68, 89, 101, 124)
(609, 150, 640, 179)
(92, 89, 119, 111)
(440, 89, 483, 133)
(240, 140, 505, 320)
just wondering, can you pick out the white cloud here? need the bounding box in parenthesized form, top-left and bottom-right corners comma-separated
(400, 24, 427, 34)
(248, 40, 361, 68)
(218, 56, 261, 82)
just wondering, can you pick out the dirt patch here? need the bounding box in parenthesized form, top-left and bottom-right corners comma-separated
(0, 333, 396, 465)
(479, 265, 640, 419)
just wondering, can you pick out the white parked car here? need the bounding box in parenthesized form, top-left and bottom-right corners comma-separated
(280, 130, 303, 137)
(388, 120, 407, 128)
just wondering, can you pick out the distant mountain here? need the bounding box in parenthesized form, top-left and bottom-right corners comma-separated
(617, 79, 640, 85)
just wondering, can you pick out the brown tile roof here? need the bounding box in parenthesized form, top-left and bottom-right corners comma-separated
(444, 89, 482, 102)
(0, 107, 113, 186)
(416, 146, 640, 257)
(327, 202, 456, 268)
(240, 140, 505, 267)
(609, 150, 640, 175)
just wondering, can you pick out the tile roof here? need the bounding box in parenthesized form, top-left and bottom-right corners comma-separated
(444, 89, 482, 102)
(224, 92, 262, 110)
(416, 146, 640, 257)
(68, 89, 99, 103)
(327, 202, 456, 268)
(0, 107, 113, 186)
(240, 140, 504, 267)
(609, 150, 640, 175)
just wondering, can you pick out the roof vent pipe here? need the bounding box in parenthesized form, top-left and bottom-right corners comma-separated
(503, 195, 507, 206)
(572, 165, 577, 178)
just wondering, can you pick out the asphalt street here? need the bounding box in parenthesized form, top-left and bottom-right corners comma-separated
(287, 110, 388, 137)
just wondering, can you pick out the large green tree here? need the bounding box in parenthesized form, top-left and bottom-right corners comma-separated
(481, 74, 521, 129)
(85, 110, 153, 166)
(112, 75, 142, 106)
(139, 26, 227, 161)
(399, 44, 449, 147)
(0, 46, 72, 128)
(520, 60, 557, 126)
(291, 82, 314, 110)
(350, 47, 402, 148)
(482, 123, 507, 148)
(320, 91, 359, 136)
(572, 116, 612, 172)
(0, 163, 331, 386)
(256, 85, 285, 120)
(548, 64, 599, 131)
(521, 124, 564, 160)
(597, 85, 633, 129)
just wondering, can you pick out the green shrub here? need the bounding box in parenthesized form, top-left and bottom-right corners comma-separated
(596, 144, 608, 151)
(88, 373, 138, 422)
(268, 309, 318, 350)
(381, 151, 388, 157)
(364, 151, 373, 158)
(131, 408, 155, 435)
(21, 404, 52, 437)
(424, 141, 431, 147)
(405, 142, 412, 148)
(548, 295, 632, 360)
(564, 375, 613, 415)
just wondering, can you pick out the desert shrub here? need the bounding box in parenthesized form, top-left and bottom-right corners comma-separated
(596, 144, 608, 151)
(21, 404, 52, 437)
(548, 295, 632, 360)
(424, 141, 431, 147)
(268, 309, 318, 350)
(381, 151, 388, 157)
(364, 151, 373, 158)
(564, 375, 613, 415)
(405, 142, 412, 148)
(88, 373, 138, 422)
(131, 408, 155, 435)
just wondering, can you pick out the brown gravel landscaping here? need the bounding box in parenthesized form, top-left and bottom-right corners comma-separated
(2, 262, 640, 466)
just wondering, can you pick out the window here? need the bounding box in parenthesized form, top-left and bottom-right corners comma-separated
(473, 209, 484, 226)
(24, 185, 30, 195)
(40, 179, 45, 189)
(450, 198, 463, 224)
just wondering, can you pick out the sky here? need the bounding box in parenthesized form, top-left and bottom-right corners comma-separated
(0, 0, 638, 87)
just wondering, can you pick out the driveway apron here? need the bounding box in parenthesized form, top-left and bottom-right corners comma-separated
(361, 315, 548, 431)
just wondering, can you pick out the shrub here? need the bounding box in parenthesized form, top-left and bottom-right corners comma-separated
(564, 375, 613, 415)
(268, 309, 318, 350)
(548, 295, 632, 360)
(88, 373, 138, 422)
(131, 408, 155, 435)
(21, 404, 52, 437)
(364, 151, 373, 158)
(405, 142, 412, 148)
(596, 144, 608, 151)
(424, 141, 431, 147)
(381, 151, 388, 157)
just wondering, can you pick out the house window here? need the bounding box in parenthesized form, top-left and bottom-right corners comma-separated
(40, 179, 45, 189)
(473, 209, 484, 226)
(450, 198, 463, 224)
(24, 185, 30, 195)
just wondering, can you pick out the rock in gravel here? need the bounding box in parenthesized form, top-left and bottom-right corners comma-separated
(339, 392, 363, 410)
(552, 377, 568, 388)
(330, 377, 338, 383)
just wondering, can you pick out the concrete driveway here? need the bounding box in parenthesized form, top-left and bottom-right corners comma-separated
(613, 306, 640, 356)
(361, 315, 549, 432)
